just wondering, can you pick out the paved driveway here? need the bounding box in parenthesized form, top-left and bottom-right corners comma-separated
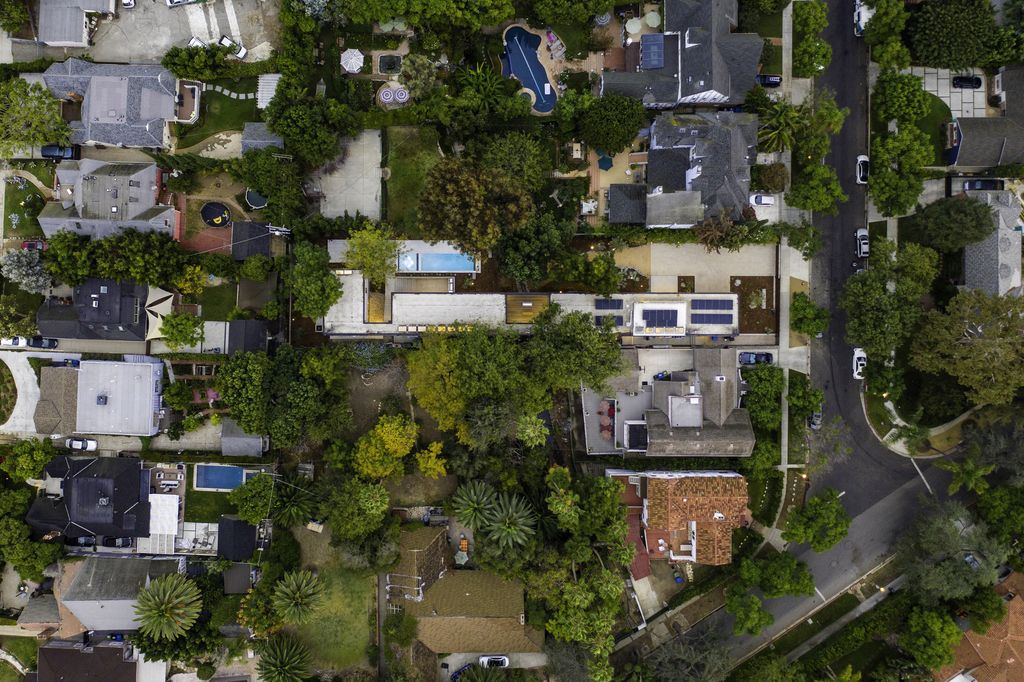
(909, 66, 987, 119)
(311, 131, 383, 220)
(440, 653, 548, 680)
(0, 351, 41, 435)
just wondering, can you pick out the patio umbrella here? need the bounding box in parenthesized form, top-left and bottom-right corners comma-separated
(379, 87, 395, 104)
(454, 550, 470, 566)
(595, 11, 612, 26)
(393, 17, 407, 31)
(340, 48, 364, 73)
(625, 17, 643, 34)
(598, 155, 614, 171)
(645, 10, 661, 27)
(379, 18, 396, 32)
(394, 87, 410, 103)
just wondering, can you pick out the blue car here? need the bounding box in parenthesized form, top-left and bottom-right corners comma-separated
(450, 664, 473, 681)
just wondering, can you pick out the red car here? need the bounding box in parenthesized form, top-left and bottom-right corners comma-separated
(21, 240, 47, 251)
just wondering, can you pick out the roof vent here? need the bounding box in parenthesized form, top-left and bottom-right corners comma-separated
(98, 497, 109, 506)
(96, 395, 108, 406)
(713, 511, 725, 521)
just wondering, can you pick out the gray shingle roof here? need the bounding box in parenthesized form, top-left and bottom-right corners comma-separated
(231, 221, 272, 259)
(24, 59, 177, 148)
(963, 190, 1022, 296)
(954, 117, 1024, 168)
(221, 417, 267, 457)
(37, 279, 149, 341)
(241, 122, 283, 153)
(608, 184, 647, 224)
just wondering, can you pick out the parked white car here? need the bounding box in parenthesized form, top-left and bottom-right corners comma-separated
(852, 348, 867, 380)
(856, 155, 869, 184)
(187, 36, 208, 49)
(855, 227, 870, 259)
(478, 656, 509, 668)
(749, 194, 775, 206)
(218, 35, 248, 60)
(0, 337, 27, 347)
(854, 0, 874, 36)
(66, 438, 98, 451)
(121, 0, 135, 8)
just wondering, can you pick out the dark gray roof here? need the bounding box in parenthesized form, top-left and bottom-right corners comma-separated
(646, 407, 755, 456)
(37, 279, 148, 341)
(227, 319, 269, 354)
(223, 562, 252, 594)
(231, 221, 272, 260)
(608, 184, 647, 224)
(954, 117, 1024, 168)
(218, 515, 257, 562)
(963, 190, 1022, 295)
(694, 347, 738, 427)
(64, 557, 178, 602)
(241, 122, 283, 153)
(26, 455, 151, 538)
(601, 35, 681, 107)
(34, 366, 79, 435)
(1000, 63, 1024, 127)
(220, 417, 267, 457)
(37, 640, 137, 682)
(647, 148, 691, 193)
(23, 59, 177, 148)
(17, 594, 60, 626)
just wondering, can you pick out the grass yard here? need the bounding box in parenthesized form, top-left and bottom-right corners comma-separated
(207, 77, 258, 94)
(176, 91, 260, 149)
(864, 392, 894, 437)
(868, 220, 887, 243)
(0, 276, 45, 321)
(12, 161, 55, 188)
(772, 593, 861, 655)
(760, 39, 783, 75)
(185, 488, 237, 522)
(3, 183, 45, 239)
(198, 283, 238, 321)
(1, 637, 38, 669)
(0, 662, 18, 682)
(739, 0, 784, 38)
(550, 23, 592, 59)
(386, 125, 441, 237)
(0, 359, 17, 426)
(294, 527, 373, 670)
(912, 93, 952, 165)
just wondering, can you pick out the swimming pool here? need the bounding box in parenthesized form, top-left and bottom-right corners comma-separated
(193, 464, 259, 492)
(398, 252, 476, 273)
(502, 26, 557, 114)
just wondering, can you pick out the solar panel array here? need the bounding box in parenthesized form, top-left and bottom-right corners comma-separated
(691, 299, 733, 310)
(594, 298, 624, 310)
(642, 309, 680, 327)
(691, 313, 734, 324)
(641, 33, 665, 70)
(594, 315, 624, 327)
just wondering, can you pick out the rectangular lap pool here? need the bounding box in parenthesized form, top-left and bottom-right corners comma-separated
(398, 252, 476, 273)
(193, 464, 260, 492)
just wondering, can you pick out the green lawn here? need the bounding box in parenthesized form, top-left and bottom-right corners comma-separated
(13, 161, 55, 188)
(198, 283, 238, 321)
(0, 275, 45, 320)
(3, 183, 46, 239)
(911, 93, 952, 166)
(184, 466, 238, 522)
(868, 220, 888, 243)
(176, 91, 260, 149)
(550, 22, 592, 59)
(760, 39, 783, 75)
(294, 561, 373, 669)
(739, 0, 784, 38)
(1, 637, 38, 669)
(386, 126, 441, 237)
(207, 76, 258, 94)
(772, 593, 861, 655)
(0, 662, 19, 682)
(0, 359, 17, 428)
(864, 392, 894, 437)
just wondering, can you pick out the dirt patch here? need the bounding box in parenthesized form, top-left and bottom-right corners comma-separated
(678, 275, 695, 293)
(385, 473, 458, 506)
(294, 524, 337, 569)
(730, 275, 778, 334)
(775, 470, 809, 530)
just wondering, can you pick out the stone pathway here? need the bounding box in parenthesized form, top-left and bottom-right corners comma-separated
(203, 83, 256, 100)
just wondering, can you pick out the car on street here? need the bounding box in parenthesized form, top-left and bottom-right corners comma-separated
(121, 0, 135, 7)
(22, 240, 47, 251)
(852, 348, 867, 380)
(856, 155, 869, 184)
(749, 194, 775, 206)
(963, 178, 1004, 191)
(739, 352, 774, 365)
(756, 74, 782, 88)
(26, 336, 58, 349)
(187, 36, 207, 48)
(479, 656, 510, 668)
(66, 437, 98, 451)
(218, 35, 248, 59)
(855, 227, 870, 259)
(0, 337, 27, 347)
(952, 75, 982, 89)
(65, 535, 95, 546)
(102, 537, 133, 548)
(167, 0, 201, 6)
(854, 0, 874, 36)
(808, 410, 823, 430)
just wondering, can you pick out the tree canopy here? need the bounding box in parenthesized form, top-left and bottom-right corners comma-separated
(159, 312, 204, 351)
(289, 242, 342, 320)
(227, 474, 276, 527)
(743, 364, 785, 432)
(0, 249, 50, 295)
(790, 292, 829, 336)
(345, 222, 400, 289)
(0, 438, 57, 483)
(907, 0, 1023, 69)
(0, 79, 70, 157)
(577, 95, 647, 154)
(900, 608, 962, 669)
(227, 148, 306, 226)
(266, 97, 358, 166)
(873, 69, 930, 124)
(353, 414, 419, 479)
(901, 195, 995, 253)
(481, 131, 552, 194)
(782, 488, 850, 551)
(868, 126, 934, 217)
(495, 211, 573, 283)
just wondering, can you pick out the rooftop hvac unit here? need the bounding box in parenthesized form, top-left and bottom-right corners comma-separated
(98, 497, 109, 506)
(713, 511, 725, 521)
(96, 395, 108, 406)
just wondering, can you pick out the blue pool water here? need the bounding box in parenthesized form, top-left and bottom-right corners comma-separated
(195, 464, 246, 490)
(502, 27, 557, 113)
(417, 252, 476, 273)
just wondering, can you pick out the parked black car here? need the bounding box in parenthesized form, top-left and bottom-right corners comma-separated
(963, 178, 1004, 191)
(102, 537, 133, 548)
(65, 536, 95, 546)
(26, 336, 58, 349)
(756, 74, 783, 88)
(739, 352, 774, 365)
(40, 145, 80, 160)
(952, 75, 982, 89)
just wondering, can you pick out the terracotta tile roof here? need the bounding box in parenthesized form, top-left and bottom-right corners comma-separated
(627, 511, 651, 579)
(935, 575, 1024, 682)
(404, 571, 543, 654)
(645, 474, 748, 566)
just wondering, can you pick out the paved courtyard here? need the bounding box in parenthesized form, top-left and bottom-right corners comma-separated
(909, 66, 987, 118)
(311, 131, 384, 221)
(615, 243, 777, 293)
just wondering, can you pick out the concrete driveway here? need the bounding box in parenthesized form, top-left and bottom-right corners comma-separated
(909, 66, 987, 119)
(440, 653, 548, 680)
(0, 351, 41, 436)
(311, 131, 383, 220)
(88, 0, 281, 64)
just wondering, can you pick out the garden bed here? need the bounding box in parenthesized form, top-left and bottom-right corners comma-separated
(772, 593, 861, 655)
(0, 359, 17, 426)
(176, 91, 260, 149)
(731, 275, 777, 334)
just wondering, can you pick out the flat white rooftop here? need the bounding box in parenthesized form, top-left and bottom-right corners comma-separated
(75, 359, 162, 436)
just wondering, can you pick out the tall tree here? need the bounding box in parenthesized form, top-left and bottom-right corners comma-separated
(322, 478, 389, 542)
(483, 492, 537, 551)
(863, 0, 910, 47)
(227, 474, 275, 527)
(345, 222, 399, 289)
(900, 608, 962, 669)
(644, 627, 730, 682)
(533, 0, 614, 24)
(0, 0, 29, 33)
(266, 97, 358, 166)
(256, 636, 312, 682)
(936, 450, 996, 495)
(418, 157, 533, 253)
(271, 570, 325, 624)
(911, 290, 1024, 406)
(482, 131, 552, 193)
(217, 351, 271, 434)
(743, 364, 785, 432)
(907, 0, 1022, 69)
(782, 488, 850, 551)
(159, 312, 204, 351)
(0, 79, 70, 157)
(289, 242, 342, 320)
(0, 249, 49, 294)
(272, 475, 317, 528)
(495, 211, 573, 283)
(868, 126, 934, 217)
(526, 305, 622, 393)
(725, 590, 774, 635)
(901, 195, 994, 252)
(790, 292, 829, 336)
(353, 413, 419, 480)
(134, 574, 202, 642)
(577, 94, 647, 154)
(0, 438, 57, 482)
(398, 53, 441, 98)
(452, 480, 498, 531)
(872, 69, 930, 124)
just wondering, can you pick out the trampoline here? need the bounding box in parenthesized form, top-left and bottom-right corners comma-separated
(502, 26, 557, 114)
(200, 201, 231, 228)
(245, 189, 268, 210)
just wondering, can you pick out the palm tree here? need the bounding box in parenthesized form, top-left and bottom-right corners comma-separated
(272, 475, 317, 528)
(457, 64, 505, 109)
(758, 100, 801, 153)
(937, 450, 996, 495)
(134, 573, 202, 641)
(257, 636, 311, 682)
(484, 492, 537, 551)
(461, 665, 505, 682)
(452, 480, 498, 531)
(271, 570, 325, 624)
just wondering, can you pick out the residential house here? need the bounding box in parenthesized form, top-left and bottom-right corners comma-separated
(608, 469, 749, 579)
(33, 358, 164, 437)
(16, 594, 60, 634)
(37, 279, 170, 343)
(22, 59, 199, 148)
(952, 64, 1024, 169)
(26, 455, 151, 539)
(231, 221, 272, 260)
(36, 0, 113, 48)
(221, 417, 269, 457)
(37, 160, 180, 239)
(385, 526, 448, 601)
(35, 638, 167, 682)
(607, 111, 758, 228)
(962, 189, 1022, 296)
(57, 556, 182, 631)
(601, 0, 762, 108)
(222, 562, 253, 595)
(933, 573, 1024, 681)
(240, 122, 284, 153)
(581, 347, 756, 457)
(217, 515, 257, 562)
